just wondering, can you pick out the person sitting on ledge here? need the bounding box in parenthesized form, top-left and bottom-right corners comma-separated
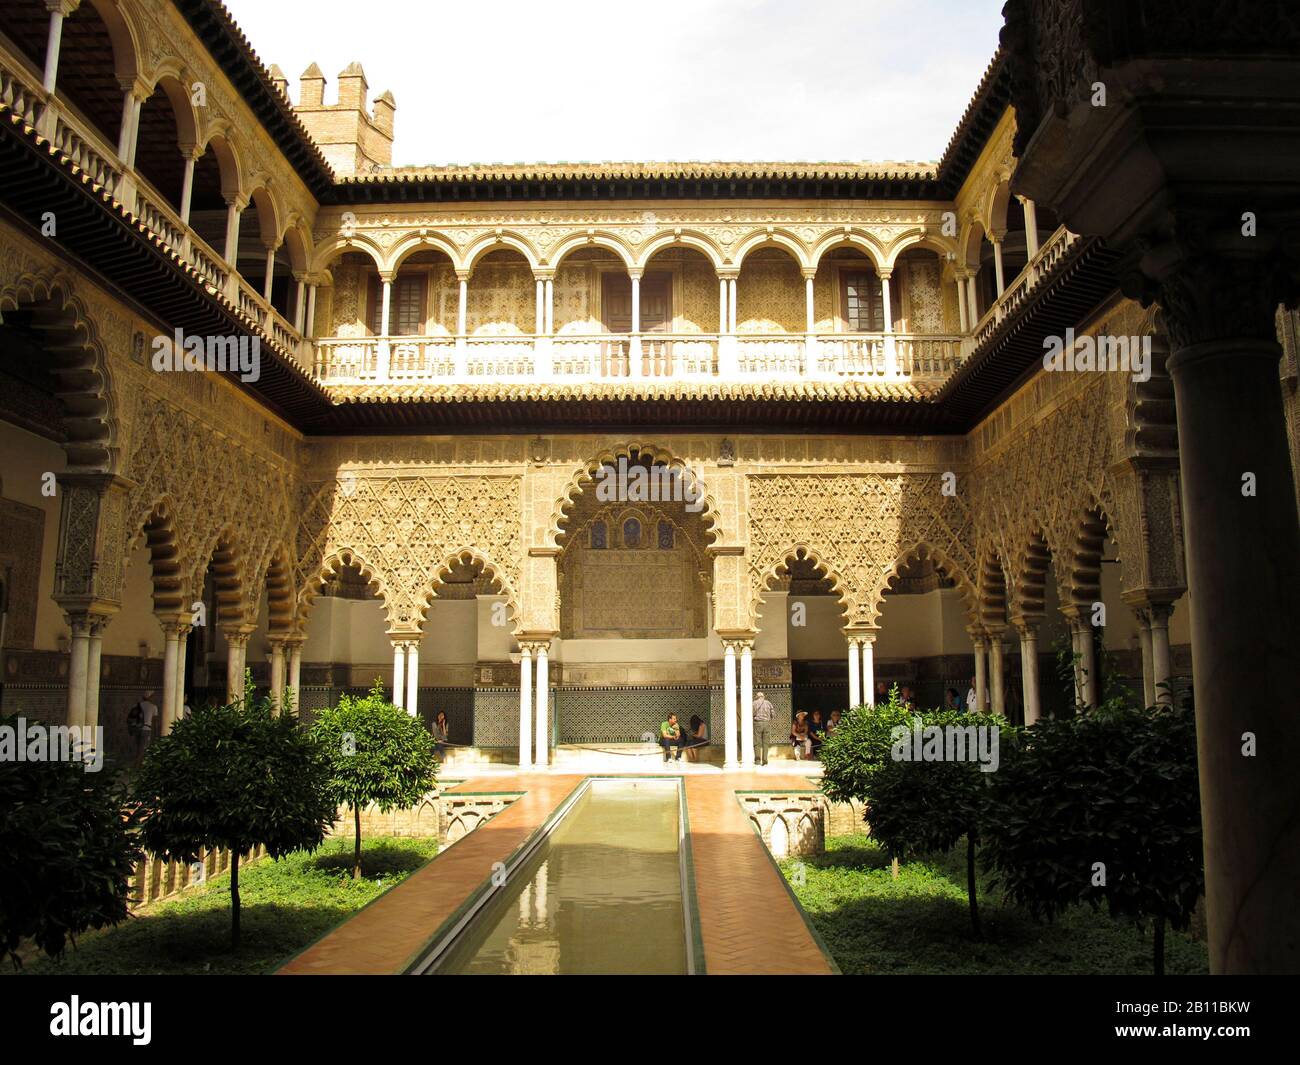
(684, 714, 709, 762)
(791, 711, 812, 760)
(659, 713, 686, 762)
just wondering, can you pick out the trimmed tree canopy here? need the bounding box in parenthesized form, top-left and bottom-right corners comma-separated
(0, 717, 140, 965)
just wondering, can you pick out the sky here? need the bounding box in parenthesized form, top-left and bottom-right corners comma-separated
(221, 0, 1006, 168)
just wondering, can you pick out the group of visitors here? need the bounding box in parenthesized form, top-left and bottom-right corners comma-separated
(788, 707, 843, 761)
(657, 694, 848, 766)
(657, 713, 708, 762)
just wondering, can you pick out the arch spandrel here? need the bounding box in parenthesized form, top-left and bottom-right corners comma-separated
(292, 473, 524, 635)
(746, 472, 976, 630)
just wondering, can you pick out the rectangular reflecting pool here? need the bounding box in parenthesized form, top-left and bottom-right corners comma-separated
(427, 778, 692, 975)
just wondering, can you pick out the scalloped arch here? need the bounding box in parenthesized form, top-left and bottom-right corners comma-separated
(420, 547, 519, 629)
(546, 442, 723, 548)
(295, 548, 396, 631)
(0, 271, 118, 472)
(749, 543, 851, 629)
(868, 541, 980, 629)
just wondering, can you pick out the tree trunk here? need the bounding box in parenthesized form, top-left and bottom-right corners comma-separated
(353, 804, 362, 880)
(966, 834, 982, 939)
(1154, 915, 1166, 976)
(230, 850, 241, 951)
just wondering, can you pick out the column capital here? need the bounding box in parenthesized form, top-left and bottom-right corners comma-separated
(221, 623, 255, 646)
(46, 0, 81, 16)
(532, 268, 555, 282)
(454, 269, 471, 284)
(876, 267, 893, 282)
(378, 270, 396, 284)
(800, 267, 818, 281)
(223, 193, 249, 212)
(1008, 612, 1043, 636)
(716, 268, 740, 281)
(627, 268, 643, 281)
(117, 75, 150, 101)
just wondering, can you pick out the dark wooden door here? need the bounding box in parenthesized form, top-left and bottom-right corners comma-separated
(601, 271, 672, 331)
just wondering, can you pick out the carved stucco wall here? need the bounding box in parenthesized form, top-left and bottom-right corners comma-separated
(968, 298, 1187, 618)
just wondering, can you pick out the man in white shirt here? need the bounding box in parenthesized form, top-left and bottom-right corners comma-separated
(965, 677, 977, 712)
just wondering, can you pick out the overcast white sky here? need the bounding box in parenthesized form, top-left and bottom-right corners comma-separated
(222, 0, 1005, 167)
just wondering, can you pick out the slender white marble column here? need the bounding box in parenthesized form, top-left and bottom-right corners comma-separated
(269, 639, 286, 713)
(178, 153, 197, 225)
(1136, 608, 1156, 707)
(173, 628, 189, 724)
(380, 277, 393, 337)
(535, 279, 544, 335)
(1021, 197, 1040, 259)
(293, 277, 307, 332)
(160, 624, 180, 733)
(518, 645, 533, 768)
(972, 634, 988, 712)
(1017, 624, 1040, 724)
(860, 635, 875, 706)
(847, 637, 861, 708)
(992, 236, 1006, 295)
(42, 6, 67, 93)
(84, 619, 105, 731)
(740, 642, 755, 768)
(718, 277, 727, 333)
(956, 274, 969, 332)
(66, 617, 91, 729)
(544, 277, 553, 334)
(224, 630, 245, 704)
(456, 276, 468, 337)
(222, 200, 243, 265)
(629, 272, 642, 369)
(534, 643, 549, 767)
(287, 640, 302, 713)
(989, 634, 1006, 715)
(723, 642, 738, 769)
(260, 245, 278, 304)
(392, 641, 406, 709)
(305, 284, 318, 339)
(1078, 621, 1097, 708)
(728, 278, 738, 332)
(405, 641, 420, 717)
(117, 90, 141, 162)
(966, 272, 979, 324)
(1149, 604, 1174, 706)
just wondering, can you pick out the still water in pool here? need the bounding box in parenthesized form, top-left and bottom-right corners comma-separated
(434, 779, 687, 975)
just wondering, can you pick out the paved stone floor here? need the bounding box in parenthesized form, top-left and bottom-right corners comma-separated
(278, 770, 834, 976)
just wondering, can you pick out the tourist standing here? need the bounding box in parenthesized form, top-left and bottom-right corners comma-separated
(129, 690, 158, 756)
(433, 711, 450, 760)
(966, 677, 977, 712)
(752, 689, 775, 766)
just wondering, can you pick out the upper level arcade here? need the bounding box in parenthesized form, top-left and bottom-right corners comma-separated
(0, 1, 1095, 412)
